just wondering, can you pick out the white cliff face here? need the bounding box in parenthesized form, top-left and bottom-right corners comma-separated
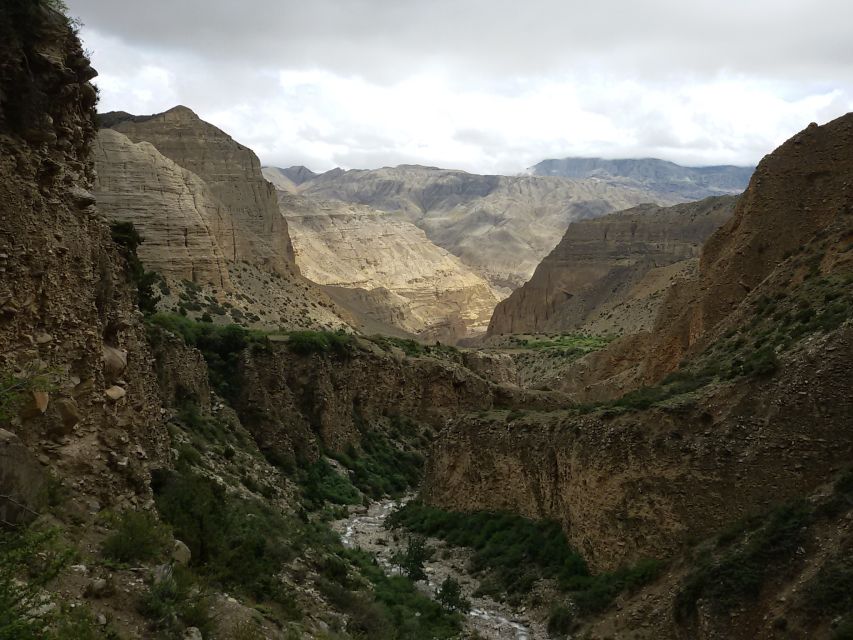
(93, 128, 232, 287)
(110, 106, 297, 276)
(278, 192, 502, 339)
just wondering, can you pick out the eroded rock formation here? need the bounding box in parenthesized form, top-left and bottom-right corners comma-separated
(276, 191, 501, 339)
(488, 196, 736, 336)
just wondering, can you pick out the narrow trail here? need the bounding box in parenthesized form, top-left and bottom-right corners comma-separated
(334, 498, 547, 640)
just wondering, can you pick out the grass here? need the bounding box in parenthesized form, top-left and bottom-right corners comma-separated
(513, 333, 613, 354)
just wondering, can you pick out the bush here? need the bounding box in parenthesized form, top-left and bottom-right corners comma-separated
(110, 221, 160, 314)
(330, 431, 424, 499)
(101, 510, 171, 564)
(388, 502, 588, 594)
(300, 459, 361, 509)
(547, 605, 574, 637)
(675, 501, 810, 622)
(286, 330, 353, 356)
(138, 564, 214, 637)
(152, 469, 305, 609)
(435, 576, 470, 613)
(148, 314, 266, 402)
(0, 528, 69, 640)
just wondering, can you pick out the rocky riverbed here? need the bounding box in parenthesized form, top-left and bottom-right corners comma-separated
(333, 498, 550, 640)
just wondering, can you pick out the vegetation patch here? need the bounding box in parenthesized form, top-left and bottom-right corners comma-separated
(509, 333, 613, 355)
(368, 335, 461, 361)
(338, 548, 463, 639)
(148, 313, 268, 402)
(101, 510, 171, 565)
(388, 502, 660, 613)
(110, 221, 161, 315)
(152, 469, 308, 615)
(300, 459, 362, 509)
(330, 431, 425, 500)
(674, 501, 811, 622)
(286, 330, 354, 356)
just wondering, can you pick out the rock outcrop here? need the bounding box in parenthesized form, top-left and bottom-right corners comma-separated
(94, 108, 357, 332)
(103, 106, 296, 275)
(423, 114, 853, 582)
(93, 128, 232, 286)
(487, 196, 736, 336)
(276, 191, 501, 339)
(528, 156, 753, 201)
(0, 4, 170, 511)
(298, 165, 683, 292)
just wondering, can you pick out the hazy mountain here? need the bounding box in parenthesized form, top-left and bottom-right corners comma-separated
(297, 165, 681, 292)
(528, 156, 754, 201)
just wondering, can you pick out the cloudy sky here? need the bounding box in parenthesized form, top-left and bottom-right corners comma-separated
(67, 0, 853, 174)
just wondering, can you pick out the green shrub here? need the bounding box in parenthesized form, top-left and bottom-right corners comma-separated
(675, 501, 810, 622)
(547, 605, 574, 637)
(344, 548, 462, 639)
(101, 510, 171, 564)
(152, 469, 307, 609)
(138, 564, 214, 637)
(286, 330, 353, 356)
(435, 576, 470, 613)
(110, 221, 160, 314)
(300, 460, 361, 509)
(330, 431, 424, 499)
(0, 369, 54, 425)
(802, 555, 853, 618)
(0, 528, 69, 640)
(148, 314, 266, 402)
(388, 502, 587, 593)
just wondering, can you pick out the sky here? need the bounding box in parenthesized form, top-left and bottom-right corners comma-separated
(66, 0, 853, 175)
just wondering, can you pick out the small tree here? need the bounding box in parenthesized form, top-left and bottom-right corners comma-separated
(393, 535, 430, 582)
(435, 576, 470, 613)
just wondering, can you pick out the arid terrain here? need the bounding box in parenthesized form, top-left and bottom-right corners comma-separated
(0, 4, 850, 640)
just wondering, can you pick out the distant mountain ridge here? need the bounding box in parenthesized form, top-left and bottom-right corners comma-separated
(528, 157, 754, 201)
(265, 163, 681, 293)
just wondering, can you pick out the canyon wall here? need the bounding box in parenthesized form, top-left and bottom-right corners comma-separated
(298, 165, 682, 292)
(488, 196, 736, 336)
(276, 190, 501, 340)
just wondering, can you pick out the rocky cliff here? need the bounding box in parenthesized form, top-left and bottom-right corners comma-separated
(275, 190, 501, 340)
(0, 1, 171, 519)
(529, 156, 753, 201)
(93, 109, 356, 332)
(298, 165, 682, 292)
(102, 106, 296, 275)
(422, 115, 853, 638)
(93, 128, 233, 287)
(488, 196, 736, 336)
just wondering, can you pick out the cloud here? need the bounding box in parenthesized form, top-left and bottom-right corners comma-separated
(67, 0, 853, 173)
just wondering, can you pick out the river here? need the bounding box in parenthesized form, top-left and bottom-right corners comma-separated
(333, 497, 549, 640)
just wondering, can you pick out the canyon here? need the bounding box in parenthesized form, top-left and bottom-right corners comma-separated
(0, 5, 850, 640)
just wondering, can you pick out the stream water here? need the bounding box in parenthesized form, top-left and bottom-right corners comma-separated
(333, 498, 545, 640)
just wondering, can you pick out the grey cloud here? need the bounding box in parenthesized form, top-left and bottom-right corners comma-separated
(67, 0, 853, 84)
